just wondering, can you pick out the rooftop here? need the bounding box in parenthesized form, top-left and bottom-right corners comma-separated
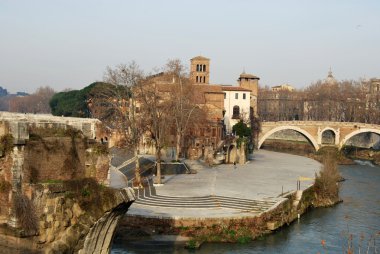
(191, 55, 210, 61)
(221, 86, 251, 92)
(239, 72, 260, 80)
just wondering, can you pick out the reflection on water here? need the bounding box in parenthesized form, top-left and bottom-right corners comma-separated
(112, 164, 380, 254)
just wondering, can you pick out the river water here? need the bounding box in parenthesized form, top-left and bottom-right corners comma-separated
(112, 163, 380, 254)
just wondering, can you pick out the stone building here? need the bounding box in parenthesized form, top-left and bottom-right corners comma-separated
(188, 56, 260, 136)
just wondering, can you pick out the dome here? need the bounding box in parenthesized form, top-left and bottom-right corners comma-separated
(325, 68, 337, 85)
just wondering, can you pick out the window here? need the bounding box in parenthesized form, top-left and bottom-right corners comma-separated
(243, 93, 246, 99)
(232, 105, 240, 119)
(235, 93, 238, 99)
(203, 76, 206, 83)
(224, 93, 226, 99)
(203, 64, 206, 72)
(196, 76, 199, 83)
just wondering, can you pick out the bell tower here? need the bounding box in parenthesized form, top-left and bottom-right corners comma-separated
(238, 72, 260, 116)
(190, 56, 210, 85)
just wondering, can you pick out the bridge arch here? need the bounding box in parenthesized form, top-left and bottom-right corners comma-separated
(339, 128, 380, 149)
(258, 126, 320, 151)
(320, 127, 338, 145)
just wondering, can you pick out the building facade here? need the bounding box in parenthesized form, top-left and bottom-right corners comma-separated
(222, 86, 251, 133)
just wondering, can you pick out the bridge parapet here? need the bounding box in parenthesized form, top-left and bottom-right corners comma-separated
(0, 111, 104, 143)
(262, 121, 380, 128)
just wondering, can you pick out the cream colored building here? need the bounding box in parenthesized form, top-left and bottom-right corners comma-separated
(222, 86, 252, 133)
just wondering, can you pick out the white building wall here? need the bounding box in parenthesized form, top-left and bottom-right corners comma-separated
(223, 90, 251, 133)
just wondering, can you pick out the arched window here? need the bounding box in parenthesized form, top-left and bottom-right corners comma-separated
(203, 64, 206, 72)
(203, 76, 206, 83)
(232, 106, 240, 119)
(196, 64, 200, 71)
(196, 76, 199, 83)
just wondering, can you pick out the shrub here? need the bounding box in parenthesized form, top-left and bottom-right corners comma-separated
(314, 152, 341, 201)
(92, 143, 109, 155)
(13, 193, 39, 236)
(0, 134, 14, 156)
(186, 239, 197, 249)
(0, 177, 11, 193)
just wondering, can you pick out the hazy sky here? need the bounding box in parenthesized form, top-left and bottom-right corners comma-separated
(0, 0, 379, 93)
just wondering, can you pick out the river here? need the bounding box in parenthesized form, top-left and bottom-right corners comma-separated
(111, 163, 380, 254)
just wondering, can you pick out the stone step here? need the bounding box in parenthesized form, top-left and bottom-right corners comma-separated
(136, 197, 275, 209)
(134, 194, 278, 211)
(134, 200, 268, 211)
(135, 199, 272, 209)
(137, 194, 278, 206)
(168, 196, 275, 205)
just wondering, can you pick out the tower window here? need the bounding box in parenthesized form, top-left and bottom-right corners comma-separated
(203, 76, 206, 83)
(243, 93, 246, 99)
(203, 64, 206, 72)
(235, 93, 238, 99)
(224, 93, 226, 99)
(196, 76, 199, 83)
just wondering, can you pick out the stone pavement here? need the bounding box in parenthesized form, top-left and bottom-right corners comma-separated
(127, 150, 320, 219)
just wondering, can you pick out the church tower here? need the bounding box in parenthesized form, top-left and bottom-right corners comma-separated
(238, 72, 260, 116)
(190, 56, 210, 85)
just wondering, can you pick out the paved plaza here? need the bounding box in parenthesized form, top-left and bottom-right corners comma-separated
(121, 150, 321, 218)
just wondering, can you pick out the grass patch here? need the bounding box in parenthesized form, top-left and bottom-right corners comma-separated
(237, 235, 251, 244)
(61, 178, 116, 211)
(92, 143, 109, 155)
(41, 179, 63, 184)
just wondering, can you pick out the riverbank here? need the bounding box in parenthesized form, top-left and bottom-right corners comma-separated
(262, 139, 380, 165)
(113, 163, 379, 254)
(114, 150, 340, 248)
(117, 185, 340, 249)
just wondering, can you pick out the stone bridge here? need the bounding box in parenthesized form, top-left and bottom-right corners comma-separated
(0, 111, 107, 143)
(259, 121, 380, 151)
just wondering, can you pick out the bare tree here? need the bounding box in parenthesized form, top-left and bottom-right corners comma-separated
(136, 77, 171, 184)
(165, 59, 202, 160)
(9, 86, 55, 114)
(102, 62, 146, 187)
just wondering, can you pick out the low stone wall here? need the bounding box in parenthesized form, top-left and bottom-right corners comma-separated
(118, 185, 320, 246)
(0, 111, 108, 142)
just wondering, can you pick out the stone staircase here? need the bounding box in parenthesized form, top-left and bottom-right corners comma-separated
(134, 193, 278, 213)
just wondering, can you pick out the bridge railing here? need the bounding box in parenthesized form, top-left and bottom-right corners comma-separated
(261, 120, 380, 128)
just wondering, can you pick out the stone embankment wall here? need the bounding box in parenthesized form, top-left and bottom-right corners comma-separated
(119, 185, 328, 245)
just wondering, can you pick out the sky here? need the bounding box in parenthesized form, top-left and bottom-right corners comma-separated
(0, 0, 379, 94)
